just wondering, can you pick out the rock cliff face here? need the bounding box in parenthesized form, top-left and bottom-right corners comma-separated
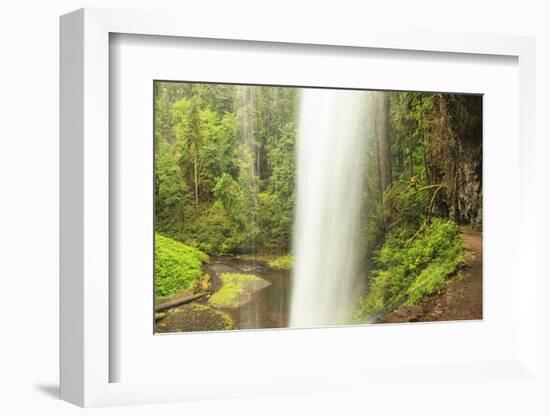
(426, 94, 482, 229)
(453, 146, 482, 228)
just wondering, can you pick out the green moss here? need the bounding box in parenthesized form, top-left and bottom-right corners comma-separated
(156, 303, 234, 332)
(209, 273, 261, 307)
(268, 254, 293, 269)
(355, 218, 464, 321)
(155, 311, 167, 320)
(219, 311, 234, 330)
(155, 233, 209, 299)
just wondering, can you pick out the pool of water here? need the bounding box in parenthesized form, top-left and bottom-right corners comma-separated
(205, 257, 291, 330)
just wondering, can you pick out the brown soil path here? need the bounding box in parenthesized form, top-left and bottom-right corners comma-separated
(376, 228, 483, 324)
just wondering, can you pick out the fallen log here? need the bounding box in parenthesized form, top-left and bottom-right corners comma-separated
(155, 292, 207, 312)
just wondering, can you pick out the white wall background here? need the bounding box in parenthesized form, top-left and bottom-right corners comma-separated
(0, 0, 548, 415)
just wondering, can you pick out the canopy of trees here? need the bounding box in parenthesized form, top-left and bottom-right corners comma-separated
(155, 82, 298, 255)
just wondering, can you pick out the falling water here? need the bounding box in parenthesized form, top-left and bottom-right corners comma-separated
(290, 89, 368, 327)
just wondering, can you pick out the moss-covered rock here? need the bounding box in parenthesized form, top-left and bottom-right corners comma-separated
(209, 273, 270, 308)
(156, 304, 233, 333)
(268, 254, 293, 270)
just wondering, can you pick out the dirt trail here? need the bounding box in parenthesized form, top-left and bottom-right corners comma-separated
(376, 228, 483, 324)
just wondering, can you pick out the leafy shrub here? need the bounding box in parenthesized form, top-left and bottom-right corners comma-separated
(155, 233, 209, 299)
(355, 218, 463, 320)
(193, 204, 232, 254)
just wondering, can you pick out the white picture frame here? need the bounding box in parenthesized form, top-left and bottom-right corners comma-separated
(60, 7, 538, 408)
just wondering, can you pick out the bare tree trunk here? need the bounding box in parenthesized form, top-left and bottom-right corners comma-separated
(193, 152, 199, 209)
(375, 128, 383, 205)
(422, 134, 430, 183)
(453, 147, 461, 223)
(406, 94, 414, 179)
(377, 92, 392, 192)
(257, 145, 260, 182)
(409, 142, 414, 178)
(397, 136, 404, 176)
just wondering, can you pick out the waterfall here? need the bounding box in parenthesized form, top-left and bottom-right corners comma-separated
(290, 88, 368, 328)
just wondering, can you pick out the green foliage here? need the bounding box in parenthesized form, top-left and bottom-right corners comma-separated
(154, 82, 298, 255)
(155, 138, 191, 233)
(173, 97, 204, 157)
(406, 261, 460, 305)
(155, 233, 209, 299)
(209, 273, 261, 307)
(388, 92, 433, 180)
(190, 204, 231, 254)
(382, 180, 430, 229)
(257, 122, 296, 251)
(355, 219, 464, 320)
(214, 173, 242, 212)
(268, 254, 293, 269)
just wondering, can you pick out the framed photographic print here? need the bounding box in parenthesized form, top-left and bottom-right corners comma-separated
(151, 81, 483, 334)
(60, 8, 539, 408)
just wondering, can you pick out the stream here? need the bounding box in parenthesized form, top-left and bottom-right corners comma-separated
(204, 257, 291, 330)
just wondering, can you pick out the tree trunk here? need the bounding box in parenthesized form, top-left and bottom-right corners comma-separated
(375, 129, 383, 205)
(422, 134, 430, 183)
(377, 92, 392, 192)
(453, 145, 461, 223)
(406, 95, 414, 178)
(193, 152, 199, 209)
(155, 292, 207, 312)
(409, 142, 414, 178)
(397, 136, 404, 177)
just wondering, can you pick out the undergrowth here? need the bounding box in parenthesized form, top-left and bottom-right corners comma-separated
(355, 218, 464, 321)
(155, 233, 209, 299)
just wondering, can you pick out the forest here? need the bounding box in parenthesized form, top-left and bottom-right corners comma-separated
(153, 81, 483, 333)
